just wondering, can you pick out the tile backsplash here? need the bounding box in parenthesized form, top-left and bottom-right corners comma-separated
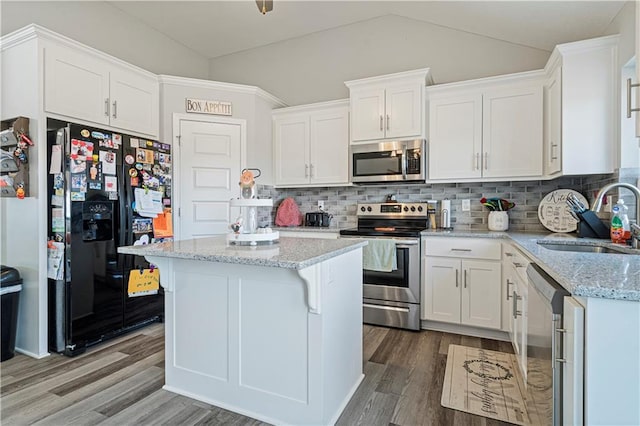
(258, 173, 620, 232)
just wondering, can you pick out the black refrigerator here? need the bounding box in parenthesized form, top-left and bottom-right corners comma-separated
(46, 121, 172, 356)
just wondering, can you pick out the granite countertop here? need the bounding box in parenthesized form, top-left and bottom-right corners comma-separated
(118, 235, 366, 270)
(421, 229, 640, 302)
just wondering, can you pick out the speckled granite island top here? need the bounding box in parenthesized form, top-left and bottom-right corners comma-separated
(118, 236, 367, 270)
(421, 229, 640, 301)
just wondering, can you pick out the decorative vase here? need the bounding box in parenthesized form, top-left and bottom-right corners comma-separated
(488, 211, 509, 231)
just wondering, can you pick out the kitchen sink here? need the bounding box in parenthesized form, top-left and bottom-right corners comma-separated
(537, 241, 631, 254)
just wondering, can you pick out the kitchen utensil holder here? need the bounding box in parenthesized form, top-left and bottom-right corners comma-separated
(576, 210, 609, 239)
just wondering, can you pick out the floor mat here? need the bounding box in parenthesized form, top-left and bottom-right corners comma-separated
(441, 344, 540, 425)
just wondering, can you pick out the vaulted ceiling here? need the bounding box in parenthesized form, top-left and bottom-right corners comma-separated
(108, 1, 626, 58)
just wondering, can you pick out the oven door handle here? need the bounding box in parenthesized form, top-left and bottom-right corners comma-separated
(341, 237, 419, 246)
(395, 240, 419, 247)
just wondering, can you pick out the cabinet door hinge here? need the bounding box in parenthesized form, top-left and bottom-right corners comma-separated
(176, 135, 181, 146)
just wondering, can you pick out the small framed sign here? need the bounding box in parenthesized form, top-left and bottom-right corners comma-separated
(185, 98, 233, 116)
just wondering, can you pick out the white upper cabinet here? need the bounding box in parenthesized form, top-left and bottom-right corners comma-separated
(109, 67, 159, 137)
(545, 66, 562, 175)
(44, 43, 110, 127)
(427, 72, 544, 181)
(482, 85, 543, 178)
(429, 94, 483, 179)
(274, 114, 310, 186)
(273, 100, 349, 187)
(44, 40, 159, 138)
(346, 68, 431, 143)
(544, 35, 619, 176)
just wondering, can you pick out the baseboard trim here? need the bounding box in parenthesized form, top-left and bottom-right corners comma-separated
(420, 320, 510, 342)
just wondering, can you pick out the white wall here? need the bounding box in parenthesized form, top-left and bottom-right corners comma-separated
(0, 1, 210, 79)
(1, 38, 48, 357)
(603, 0, 636, 66)
(208, 14, 551, 106)
(159, 77, 284, 185)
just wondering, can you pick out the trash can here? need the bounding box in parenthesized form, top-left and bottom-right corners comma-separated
(1, 266, 22, 361)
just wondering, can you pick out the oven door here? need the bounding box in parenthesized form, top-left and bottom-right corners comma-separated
(361, 238, 420, 304)
(342, 236, 421, 330)
(351, 140, 425, 183)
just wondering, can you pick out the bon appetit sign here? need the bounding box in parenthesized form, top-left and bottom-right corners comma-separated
(185, 98, 232, 116)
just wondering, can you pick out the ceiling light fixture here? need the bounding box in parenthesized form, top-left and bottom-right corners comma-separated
(256, 0, 273, 15)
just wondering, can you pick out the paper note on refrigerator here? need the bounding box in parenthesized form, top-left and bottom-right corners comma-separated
(47, 241, 65, 280)
(153, 209, 173, 238)
(49, 145, 62, 174)
(127, 268, 159, 297)
(134, 188, 163, 217)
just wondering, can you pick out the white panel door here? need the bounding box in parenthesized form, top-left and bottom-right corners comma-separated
(461, 260, 501, 329)
(44, 44, 110, 126)
(109, 67, 159, 137)
(563, 296, 584, 426)
(424, 257, 461, 323)
(482, 85, 543, 178)
(274, 116, 309, 186)
(179, 119, 242, 239)
(385, 84, 422, 139)
(309, 107, 349, 185)
(428, 94, 483, 179)
(545, 67, 562, 175)
(350, 87, 385, 141)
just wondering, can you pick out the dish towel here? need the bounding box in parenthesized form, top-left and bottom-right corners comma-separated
(363, 239, 397, 272)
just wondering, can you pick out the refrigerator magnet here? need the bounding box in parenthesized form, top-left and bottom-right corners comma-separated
(80, 129, 90, 138)
(71, 174, 87, 192)
(104, 176, 117, 192)
(108, 192, 118, 200)
(70, 192, 85, 202)
(125, 154, 135, 165)
(130, 138, 139, 148)
(129, 168, 138, 177)
(91, 131, 106, 140)
(70, 158, 86, 173)
(89, 182, 102, 190)
(113, 134, 122, 148)
(130, 177, 139, 187)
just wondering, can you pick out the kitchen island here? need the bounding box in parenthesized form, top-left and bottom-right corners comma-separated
(119, 236, 367, 426)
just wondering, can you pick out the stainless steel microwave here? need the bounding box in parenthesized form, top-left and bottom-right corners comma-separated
(351, 139, 426, 183)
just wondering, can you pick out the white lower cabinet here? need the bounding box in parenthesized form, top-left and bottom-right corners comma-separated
(562, 296, 584, 426)
(422, 237, 502, 330)
(502, 243, 530, 377)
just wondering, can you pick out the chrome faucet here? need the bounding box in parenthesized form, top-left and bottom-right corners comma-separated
(592, 182, 640, 225)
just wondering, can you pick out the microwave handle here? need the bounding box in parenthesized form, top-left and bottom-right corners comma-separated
(401, 144, 407, 180)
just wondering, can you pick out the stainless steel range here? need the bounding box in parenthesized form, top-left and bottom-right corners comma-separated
(340, 202, 429, 330)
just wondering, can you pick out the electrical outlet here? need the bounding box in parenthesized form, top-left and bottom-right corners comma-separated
(461, 199, 471, 212)
(317, 200, 324, 211)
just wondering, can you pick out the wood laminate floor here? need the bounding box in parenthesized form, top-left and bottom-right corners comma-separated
(0, 324, 515, 426)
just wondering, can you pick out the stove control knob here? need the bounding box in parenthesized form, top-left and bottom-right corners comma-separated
(360, 206, 366, 212)
(367, 206, 372, 212)
(403, 206, 409, 212)
(417, 206, 423, 212)
(410, 206, 416, 212)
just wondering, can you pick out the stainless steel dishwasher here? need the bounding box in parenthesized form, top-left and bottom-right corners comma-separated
(525, 263, 569, 426)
